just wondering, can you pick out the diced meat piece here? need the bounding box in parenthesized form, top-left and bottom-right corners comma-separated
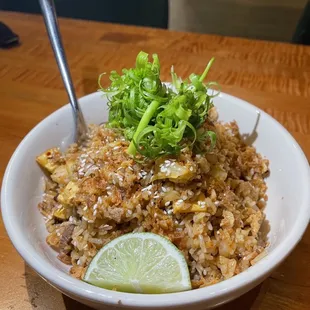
(59, 224, 75, 251)
(57, 252, 72, 265)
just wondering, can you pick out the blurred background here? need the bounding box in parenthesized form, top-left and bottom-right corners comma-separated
(0, 0, 309, 44)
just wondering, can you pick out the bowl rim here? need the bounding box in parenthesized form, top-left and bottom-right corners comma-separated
(2, 91, 310, 308)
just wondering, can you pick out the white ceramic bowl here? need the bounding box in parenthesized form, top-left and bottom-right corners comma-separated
(2, 91, 310, 309)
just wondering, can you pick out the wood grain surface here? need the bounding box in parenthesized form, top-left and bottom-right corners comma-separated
(0, 11, 310, 310)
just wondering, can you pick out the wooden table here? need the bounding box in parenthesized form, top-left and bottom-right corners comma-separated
(0, 11, 309, 310)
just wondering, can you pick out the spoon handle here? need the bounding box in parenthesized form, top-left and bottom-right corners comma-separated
(39, 0, 87, 142)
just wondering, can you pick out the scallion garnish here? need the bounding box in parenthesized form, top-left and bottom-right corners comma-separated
(99, 51, 219, 159)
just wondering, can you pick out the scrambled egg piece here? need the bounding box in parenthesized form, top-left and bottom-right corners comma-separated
(51, 160, 76, 185)
(173, 193, 214, 213)
(36, 148, 62, 173)
(57, 181, 79, 205)
(53, 206, 67, 220)
(152, 158, 195, 183)
(65, 159, 76, 177)
(51, 165, 69, 184)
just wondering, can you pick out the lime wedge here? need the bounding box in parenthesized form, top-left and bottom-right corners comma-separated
(83, 232, 191, 294)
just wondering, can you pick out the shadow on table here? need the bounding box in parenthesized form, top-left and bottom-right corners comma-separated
(24, 262, 265, 310)
(62, 283, 264, 309)
(62, 295, 93, 310)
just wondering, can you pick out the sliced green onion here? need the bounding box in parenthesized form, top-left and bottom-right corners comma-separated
(99, 51, 219, 159)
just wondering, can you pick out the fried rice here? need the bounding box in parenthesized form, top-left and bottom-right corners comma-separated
(37, 108, 269, 288)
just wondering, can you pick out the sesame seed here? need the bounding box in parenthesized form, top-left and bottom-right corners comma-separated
(154, 195, 160, 199)
(162, 187, 167, 192)
(128, 166, 134, 171)
(207, 222, 213, 230)
(189, 166, 194, 171)
(165, 201, 170, 207)
(83, 206, 88, 211)
(113, 146, 120, 150)
(142, 185, 152, 192)
(176, 199, 184, 204)
(167, 209, 173, 215)
(93, 210, 97, 216)
(84, 163, 92, 170)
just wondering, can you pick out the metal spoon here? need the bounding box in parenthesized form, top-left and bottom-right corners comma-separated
(39, 0, 88, 144)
